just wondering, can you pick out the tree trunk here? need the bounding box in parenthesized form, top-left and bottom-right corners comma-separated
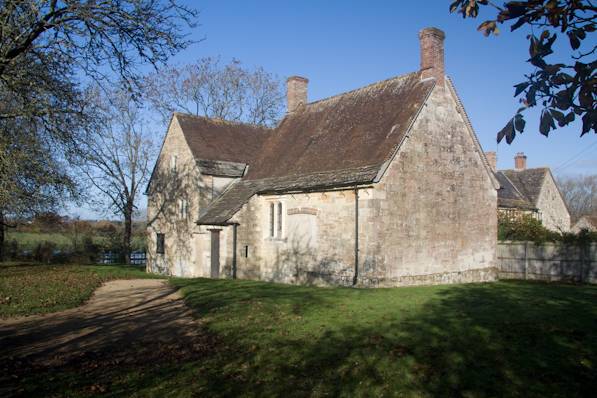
(123, 202, 133, 265)
(0, 210, 5, 263)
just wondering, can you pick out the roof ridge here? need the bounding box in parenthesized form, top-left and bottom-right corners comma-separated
(304, 71, 419, 108)
(174, 112, 273, 130)
(499, 167, 550, 172)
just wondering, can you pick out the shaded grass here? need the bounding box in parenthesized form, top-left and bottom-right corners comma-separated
(0, 263, 160, 318)
(6, 278, 597, 397)
(169, 279, 597, 397)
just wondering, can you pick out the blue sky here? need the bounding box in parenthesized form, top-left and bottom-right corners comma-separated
(172, 0, 595, 175)
(73, 1, 596, 219)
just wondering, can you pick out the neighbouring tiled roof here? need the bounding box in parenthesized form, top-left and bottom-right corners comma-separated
(496, 168, 550, 210)
(194, 72, 435, 225)
(176, 113, 271, 165)
(494, 171, 535, 210)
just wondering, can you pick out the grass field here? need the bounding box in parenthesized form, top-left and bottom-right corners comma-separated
(8, 274, 595, 397)
(0, 263, 160, 318)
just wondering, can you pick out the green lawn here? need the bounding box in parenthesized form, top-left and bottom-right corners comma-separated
(4, 275, 597, 397)
(166, 279, 597, 397)
(0, 263, 160, 318)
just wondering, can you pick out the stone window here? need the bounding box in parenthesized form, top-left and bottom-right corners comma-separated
(156, 233, 165, 254)
(270, 203, 275, 237)
(277, 202, 283, 237)
(179, 199, 188, 219)
(267, 200, 284, 239)
(170, 155, 177, 172)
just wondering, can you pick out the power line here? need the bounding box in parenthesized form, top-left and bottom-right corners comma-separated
(553, 140, 597, 173)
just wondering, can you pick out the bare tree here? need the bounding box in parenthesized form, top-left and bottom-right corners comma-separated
(0, 1, 196, 261)
(0, 116, 78, 261)
(144, 57, 284, 126)
(557, 174, 597, 220)
(81, 86, 156, 264)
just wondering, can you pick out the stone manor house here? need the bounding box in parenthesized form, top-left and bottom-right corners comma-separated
(146, 27, 500, 287)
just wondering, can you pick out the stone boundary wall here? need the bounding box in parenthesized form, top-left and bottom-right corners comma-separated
(497, 242, 597, 283)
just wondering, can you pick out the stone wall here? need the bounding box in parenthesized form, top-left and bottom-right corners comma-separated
(536, 173, 570, 232)
(227, 188, 366, 285)
(146, 116, 226, 278)
(498, 242, 596, 283)
(222, 83, 498, 287)
(353, 81, 498, 286)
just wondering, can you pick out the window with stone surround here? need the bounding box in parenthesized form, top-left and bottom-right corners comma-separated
(268, 200, 284, 239)
(156, 233, 165, 254)
(277, 202, 283, 237)
(179, 199, 188, 219)
(269, 202, 275, 237)
(170, 155, 177, 172)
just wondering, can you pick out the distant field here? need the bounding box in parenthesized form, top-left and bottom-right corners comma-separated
(4, 231, 145, 251)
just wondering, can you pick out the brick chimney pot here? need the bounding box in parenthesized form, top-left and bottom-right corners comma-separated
(419, 27, 445, 87)
(287, 76, 308, 113)
(514, 152, 527, 170)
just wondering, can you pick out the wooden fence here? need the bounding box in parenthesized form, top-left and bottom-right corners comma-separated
(497, 242, 596, 283)
(99, 251, 146, 265)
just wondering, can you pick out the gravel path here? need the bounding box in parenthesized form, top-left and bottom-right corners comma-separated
(0, 279, 205, 367)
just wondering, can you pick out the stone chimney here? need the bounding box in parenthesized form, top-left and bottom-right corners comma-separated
(287, 76, 308, 113)
(419, 27, 445, 86)
(514, 152, 527, 170)
(485, 151, 497, 172)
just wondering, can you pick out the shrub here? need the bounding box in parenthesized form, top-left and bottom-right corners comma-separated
(499, 214, 597, 244)
(498, 214, 558, 244)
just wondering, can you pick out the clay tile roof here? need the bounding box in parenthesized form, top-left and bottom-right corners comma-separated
(175, 113, 271, 165)
(196, 159, 247, 177)
(246, 72, 434, 180)
(496, 167, 549, 208)
(193, 72, 435, 225)
(198, 166, 380, 225)
(494, 171, 536, 210)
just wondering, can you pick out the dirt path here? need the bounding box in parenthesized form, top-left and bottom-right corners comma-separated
(0, 279, 210, 369)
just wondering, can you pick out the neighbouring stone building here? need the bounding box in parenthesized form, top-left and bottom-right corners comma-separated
(572, 215, 597, 233)
(487, 152, 570, 232)
(146, 27, 500, 287)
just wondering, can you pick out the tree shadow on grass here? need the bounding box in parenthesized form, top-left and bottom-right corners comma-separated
(171, 277, 336, 315)
(196, 281, 597, 397)
(2, 280, 595, 397)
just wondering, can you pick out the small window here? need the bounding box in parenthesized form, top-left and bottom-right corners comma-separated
(179, 199, 188, 219)
(270, 203, 275, 237)
(170, 155, 177, 172)
(277, 202, 283, 237)
(244, 245, 249, 258)
(156, 233, 165, 254)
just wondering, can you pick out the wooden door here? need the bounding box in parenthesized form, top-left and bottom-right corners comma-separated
(210, 230, 220, 278)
